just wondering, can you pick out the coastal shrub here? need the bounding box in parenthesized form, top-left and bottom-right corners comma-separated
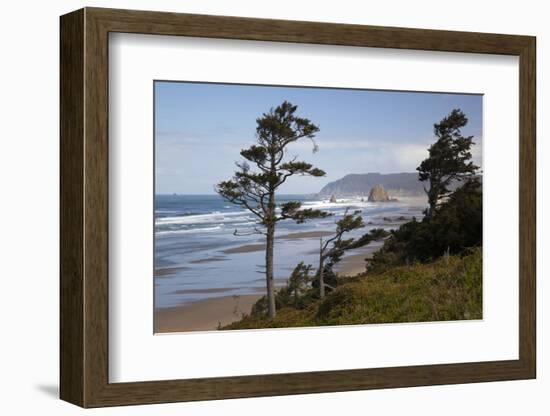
(369, 178, 482, 272)
(250, 262, 316, 317)
(258, 227, 391, 316)
(319, 247, 482, 325)
(274, 262, 316, 310)
(223, 248, 482, 330)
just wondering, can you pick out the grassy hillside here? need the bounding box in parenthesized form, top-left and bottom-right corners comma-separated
(223, 247, 482, 330)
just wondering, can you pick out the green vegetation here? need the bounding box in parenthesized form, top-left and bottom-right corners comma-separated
(223, 110, 483, 329)
(249, 226, 390, 318)
(234, 175, 482, 329)
(317, 209, 366, 299)
(316, 210, 390, 299)
(219, 107, 482, 329)
(417, 109, 479, 217)
(368, 177, 481, 272)
(223, 247, 482, 329)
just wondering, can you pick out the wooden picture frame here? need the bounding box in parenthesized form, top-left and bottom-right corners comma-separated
(60, 7, 536, 408)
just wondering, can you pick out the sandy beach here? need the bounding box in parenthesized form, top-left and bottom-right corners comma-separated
(155, 241, 386, 333)
(335, 251, 372, 276)
(279, 230, 335, 240)
(154, 294, 262, 333)
(334, 241, 385, 276)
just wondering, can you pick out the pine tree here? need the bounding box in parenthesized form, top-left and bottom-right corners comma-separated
(216, 101, 329, 318)
(417, 109, 479, 217)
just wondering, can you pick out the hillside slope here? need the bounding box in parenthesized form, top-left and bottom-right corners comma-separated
(318, 172, 424, 196)
(223, 248, 482, 330)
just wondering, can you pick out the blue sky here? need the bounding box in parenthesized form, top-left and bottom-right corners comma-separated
(155, 81, 482, 194)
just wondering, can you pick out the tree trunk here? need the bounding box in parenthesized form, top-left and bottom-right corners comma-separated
(319, 238, 325, 299)
(265, 222, 276, 319)
(265, 154, 278, 319)
(426, 178, 439, 218)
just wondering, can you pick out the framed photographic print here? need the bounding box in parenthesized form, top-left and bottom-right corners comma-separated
(60, 7, 536, 408)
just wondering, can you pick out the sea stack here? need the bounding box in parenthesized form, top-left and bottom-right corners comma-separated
(368, 184, 391, 202)
(329, 194, 337, 203)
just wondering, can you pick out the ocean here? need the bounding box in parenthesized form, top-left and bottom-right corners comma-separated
(154, 194, 426, 309)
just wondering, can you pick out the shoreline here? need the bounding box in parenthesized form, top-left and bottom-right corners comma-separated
(154, 209, 415, 331)
(154, 242, 386, 333)
(155, 217, 413, 274)
(154, 294, 262, 333)
(334, 243, 382, 276)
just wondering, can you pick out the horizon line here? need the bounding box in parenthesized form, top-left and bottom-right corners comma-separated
(156, 171, 421, 195)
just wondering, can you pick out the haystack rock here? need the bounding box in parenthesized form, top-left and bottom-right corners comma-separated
(368, 184, 391, 202)
(329, 194, 337, 203)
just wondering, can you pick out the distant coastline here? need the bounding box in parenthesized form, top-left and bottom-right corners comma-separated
(318, 172, 424, 197)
